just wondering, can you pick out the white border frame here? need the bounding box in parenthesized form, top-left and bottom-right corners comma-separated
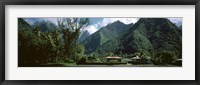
(5, 5, 195, 80)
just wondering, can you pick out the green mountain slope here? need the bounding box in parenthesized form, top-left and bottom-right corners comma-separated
(96, 18, 182, 58)
(78, 30, 90, 42)
(82, 20, 133, 54)
(18, 18, 32, 29)
(32, 21, 58, 32)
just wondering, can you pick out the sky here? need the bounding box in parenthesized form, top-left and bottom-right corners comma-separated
(24, 18, 182, 34)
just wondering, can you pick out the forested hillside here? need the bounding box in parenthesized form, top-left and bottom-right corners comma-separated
(94, 18, 182, 64)
(82, 20, 133, 54)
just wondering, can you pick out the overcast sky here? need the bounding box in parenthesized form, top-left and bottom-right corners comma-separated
(24, 18, 182, 34)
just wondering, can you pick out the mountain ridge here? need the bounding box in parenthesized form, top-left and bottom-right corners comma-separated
(78, 30, 91, 42)
(32, 20, 58, 32)
(94, 18, 182, 59)
(82, 20, 134, 54)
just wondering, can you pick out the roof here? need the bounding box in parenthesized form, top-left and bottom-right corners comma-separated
(132, 56, 141, 59)
(106, 56, 121, 59)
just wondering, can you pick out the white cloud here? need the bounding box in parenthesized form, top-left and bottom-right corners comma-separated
(85, 25, 98, 34)
(24, 18, 58, 25)
(85, 18, 139, 34)
(168, 18, 182, 23)
(168, 18, 182, 26)
(43, 18, 58, 25)
(97, 18, 139, 28)
(25, 18, 140, 34)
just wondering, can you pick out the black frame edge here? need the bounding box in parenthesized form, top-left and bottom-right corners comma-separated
(196, 0, 200, 83)
(0, 0, 5, 85)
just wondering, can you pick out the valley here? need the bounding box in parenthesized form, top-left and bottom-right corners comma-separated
(18, 18, 182, 67)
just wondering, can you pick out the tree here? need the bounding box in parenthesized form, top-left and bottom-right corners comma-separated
(138, 49, 150, 60)
(57, 18, 90, 60)
(119, 51, 122, 56)
(18, 18, 91, 66)
(75, 44, 85, 61)
(108, 52, 114, 56)
(152, 50, 175, 65)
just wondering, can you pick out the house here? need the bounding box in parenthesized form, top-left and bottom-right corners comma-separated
(106, 56, 122, 62)
(132, 56, 141, 61)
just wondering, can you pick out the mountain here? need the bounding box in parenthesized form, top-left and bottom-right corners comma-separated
(24, 18, 45, 25)
(18, 18, 32, 29)
(32, 21, 58, 32)
(179, 25, 182, 29)
(78, 30, 90, 42)
(95, 18, 182, 58)
(82, 20, 134, 54)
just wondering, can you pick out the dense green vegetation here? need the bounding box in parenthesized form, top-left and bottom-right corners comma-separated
(18, 18, 182, 66)
(82, 18, 182, 65)
(82, 20, 133, 54)
(18, 18, 90, 66)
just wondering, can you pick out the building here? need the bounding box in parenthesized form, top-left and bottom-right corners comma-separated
(106, 56, 122, 62)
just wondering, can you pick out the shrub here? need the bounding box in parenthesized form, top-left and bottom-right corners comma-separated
(152, 50, 175, 65)
(78, 57, 87, 64)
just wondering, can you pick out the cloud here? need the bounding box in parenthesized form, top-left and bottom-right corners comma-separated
(43, 18, 58, 25)
(24, 18, 139, 34)
(85, 25, 98, 34)
(168, 18, 182, 26)
(84, 18, 139, 34)
(168, 18, 182, 23)
(24, 18, 58, 25)
(97, 18, 139, 28)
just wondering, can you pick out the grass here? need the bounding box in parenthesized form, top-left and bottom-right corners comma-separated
(45, 62, 77, 67)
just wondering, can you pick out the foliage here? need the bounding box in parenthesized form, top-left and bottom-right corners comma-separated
(18, 18, 182, 66)
(18, 18, 90, 66)
(82, 20, 133, 54)
(152, 50, 175, 65)
(93, 18, 182, 62)
(78, 57, 87, 64)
